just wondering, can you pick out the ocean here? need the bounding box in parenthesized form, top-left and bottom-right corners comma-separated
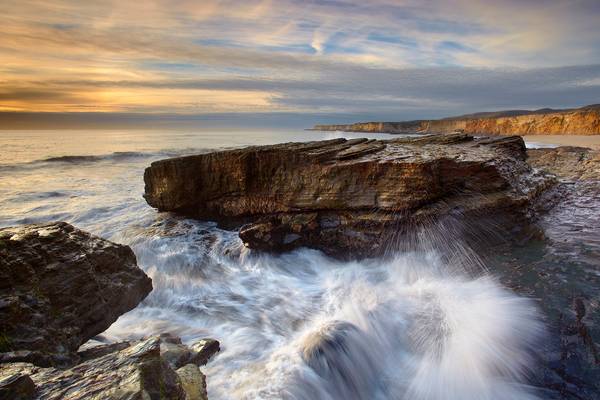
(1, 129, 598, 399)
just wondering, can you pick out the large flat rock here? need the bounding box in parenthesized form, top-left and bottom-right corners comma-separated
(144, 134, 554, 257)
(0, 222, 152, 366)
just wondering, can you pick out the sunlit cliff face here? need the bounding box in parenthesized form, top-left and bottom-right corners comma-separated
(1, 0, 600, 118)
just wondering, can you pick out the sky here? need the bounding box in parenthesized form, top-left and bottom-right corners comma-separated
(1, 0, 600, 127)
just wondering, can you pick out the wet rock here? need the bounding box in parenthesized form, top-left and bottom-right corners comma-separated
(176, 364, 208, 400)
(528, 146, 600, 181)
(144, 134, 554, 258)
(160, 336, 220, 369)
(161, 341, 194, 369)
(300, 321, 378, 400)
(0, 222, 152, 367)
(0, 337, 186, 400)
(0, 372, 36, 400)
(189, 339, 220, 367)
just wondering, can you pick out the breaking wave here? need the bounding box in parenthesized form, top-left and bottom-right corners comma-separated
(104, 219, 545, 400)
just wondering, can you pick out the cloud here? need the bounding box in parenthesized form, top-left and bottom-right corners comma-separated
(1, 0, 599, 118)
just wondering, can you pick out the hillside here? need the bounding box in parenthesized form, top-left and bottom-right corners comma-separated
(312, 104, 600, 135)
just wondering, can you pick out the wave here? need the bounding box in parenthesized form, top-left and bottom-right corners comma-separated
(0, 148, 211, 172)
(102, 218, 545, 400)
(41, 151, 151, 163)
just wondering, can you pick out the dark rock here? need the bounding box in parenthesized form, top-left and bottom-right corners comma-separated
(0, 372, 36, 400)
(0, 222, 153, 367)
(161, 341, 194, 369)
(189, 339, 220, 367)
(160, 337, 220, 369)
(144, 134, 554, 258)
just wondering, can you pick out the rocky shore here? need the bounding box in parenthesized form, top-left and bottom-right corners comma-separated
(144, 133, 555, 258)
(528, 146, 600, 180)
(3, 136, 598, 399)
(313, 104, 600, 135)
(0, 222, 219, 399)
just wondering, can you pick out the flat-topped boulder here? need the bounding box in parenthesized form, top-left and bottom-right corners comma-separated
(0, 222, 152, 367)
(144, 134, 554, 257)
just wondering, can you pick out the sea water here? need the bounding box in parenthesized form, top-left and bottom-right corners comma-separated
(0, 129, 592, 399)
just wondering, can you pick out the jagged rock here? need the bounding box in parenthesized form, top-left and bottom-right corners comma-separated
(528, 146, 600, 180)
(0, 222, 153, 367)
(314, 104, 600, 135)
(0, 337, 186, 400)
(160, 336, 220, 369)
(0, 372, 36, 400)
(189, 339, 220, 367)
(161, 341, 194, 369)
(176, 364, 208, 400)
(144, 134, 554, 257)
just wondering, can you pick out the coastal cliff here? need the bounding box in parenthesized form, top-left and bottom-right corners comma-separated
(313, 104, 600, 135)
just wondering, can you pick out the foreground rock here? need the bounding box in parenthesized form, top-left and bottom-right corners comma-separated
(313, 104, 600, 135)
(0, 335, 219, 400)
(0, 222, 153, 367)
(144, 134, 554, 258)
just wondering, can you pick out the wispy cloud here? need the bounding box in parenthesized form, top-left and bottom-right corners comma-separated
(1, 0, 599, 117)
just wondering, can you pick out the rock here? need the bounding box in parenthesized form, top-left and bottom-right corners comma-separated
(161, 341, 194, 369)
(77, 341, 131, 363)
(299, 321, 377, 400)
(313, 104, 600, 135)
(160, 337, 220, 369)
(176, 364, 208, 400)
(144, 134, 554, 258)
(0, 337, 186, 400)
(527, 146, 600, 181)
(0, 372, 36, 400)
(189, 339, 220, 366)
(0, 222, 152, 367)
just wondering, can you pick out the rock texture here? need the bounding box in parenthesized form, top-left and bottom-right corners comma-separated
(0, 222, 152, 367)
(0, 335, 220, 400)
(144, 134, 554, 257)
(528, 146, 600, 180)
(1, 337, 183, 400)
(313, 104, 600, 135)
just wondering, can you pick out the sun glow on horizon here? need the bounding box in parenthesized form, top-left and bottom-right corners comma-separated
(1, 0, 600, 120)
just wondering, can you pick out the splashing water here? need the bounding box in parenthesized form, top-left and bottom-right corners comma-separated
(0, 129, 546, 399)
(103, 218, 543, 400)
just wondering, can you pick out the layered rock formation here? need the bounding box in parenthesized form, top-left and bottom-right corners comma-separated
(144, 134, 554, 258)
(313, 104, 600, 135)
(0, 222, 153, 367)
(0, 335, 219, 400)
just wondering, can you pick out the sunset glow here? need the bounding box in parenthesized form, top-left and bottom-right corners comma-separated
(1, 0, 600, 122)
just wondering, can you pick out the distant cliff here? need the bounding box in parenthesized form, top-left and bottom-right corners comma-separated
(313, 104, 600, 135)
